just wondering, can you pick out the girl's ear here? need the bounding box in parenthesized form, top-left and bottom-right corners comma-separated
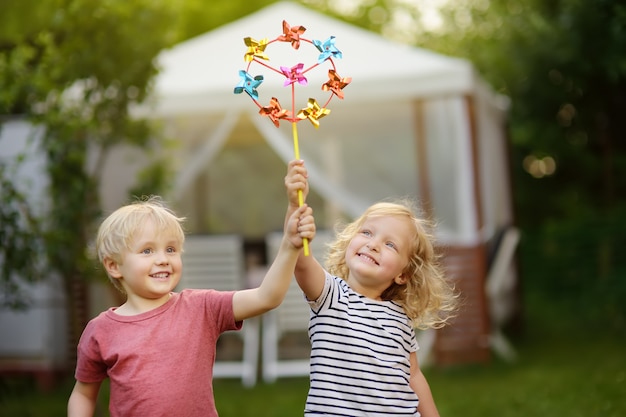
(103, 257, 123, 279)
(394, 273, 408, 285)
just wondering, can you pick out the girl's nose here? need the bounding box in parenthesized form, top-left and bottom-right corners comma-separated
(366, 241, 379, 252)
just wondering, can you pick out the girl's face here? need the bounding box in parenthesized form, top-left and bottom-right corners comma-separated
(344, 215, 412, 299)
(107, 218, 183, 303)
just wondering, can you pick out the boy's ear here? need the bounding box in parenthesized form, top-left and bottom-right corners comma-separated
(103, 257, 123, 279)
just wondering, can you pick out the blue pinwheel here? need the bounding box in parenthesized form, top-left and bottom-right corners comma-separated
(313, 36, 342, 63)
(234, 70, 264, 99)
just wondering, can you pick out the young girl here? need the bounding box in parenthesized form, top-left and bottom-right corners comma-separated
(68, 195, 315, 417)
(285, 160, 457, 417)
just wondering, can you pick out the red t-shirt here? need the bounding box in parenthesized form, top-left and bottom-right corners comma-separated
(75, 289, 242, 417)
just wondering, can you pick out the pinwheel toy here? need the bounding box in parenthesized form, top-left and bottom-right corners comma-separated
(234, 19, 351, 255)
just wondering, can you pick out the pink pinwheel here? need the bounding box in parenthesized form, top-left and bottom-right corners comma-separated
(297, 98, 331, 128)
(280, 63, 308, 86)
(277, 20, 306, 50)
(322, 69, 351, 99)
(244, 37, 270, 62)
(259, 97, 291, 127)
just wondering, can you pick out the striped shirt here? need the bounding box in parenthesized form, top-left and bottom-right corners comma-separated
(304, 271, 420, 416)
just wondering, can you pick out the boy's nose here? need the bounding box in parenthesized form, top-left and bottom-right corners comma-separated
(155, 252, 169, 265)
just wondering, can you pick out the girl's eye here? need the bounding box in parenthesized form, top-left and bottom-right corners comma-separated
(167, 247, 176, 254)
(141, 248, 153, 255)
(361, 230, 372, 236)
(386, 242, 397, 250)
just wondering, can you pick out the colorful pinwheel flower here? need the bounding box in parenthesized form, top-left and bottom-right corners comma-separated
(233, 18, 350, 255)
(234, 18, 350, 128)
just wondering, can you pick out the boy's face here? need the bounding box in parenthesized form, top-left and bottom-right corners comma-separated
(109, 218, 183, 301)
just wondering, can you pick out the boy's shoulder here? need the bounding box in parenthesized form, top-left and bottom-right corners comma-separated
(176, 288, 237, 309)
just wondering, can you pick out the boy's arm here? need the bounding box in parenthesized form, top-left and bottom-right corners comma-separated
(284, 160, 326, 301)
(409, 351, 440, 417)
(68, 380, 101, 417)
(232, 204, 315, 321)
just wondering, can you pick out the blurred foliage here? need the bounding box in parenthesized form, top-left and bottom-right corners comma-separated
(168, 0, 278, 41)
(0, 0, 180, 351)
(411, 0, 626, 225)
(520, 205, 626, 334)
(413, 0, 626, 332)
(0, 160, 43, 309)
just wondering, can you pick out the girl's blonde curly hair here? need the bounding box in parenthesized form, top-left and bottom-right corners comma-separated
(325, 199, 457, 329)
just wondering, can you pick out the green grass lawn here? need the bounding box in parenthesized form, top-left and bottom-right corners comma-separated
(429, 336, 625, 417)
(1, 332, 624, 416)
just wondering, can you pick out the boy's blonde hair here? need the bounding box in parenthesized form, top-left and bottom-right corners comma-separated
(326, 199, 457, 329)
(95, 196, 186, 293)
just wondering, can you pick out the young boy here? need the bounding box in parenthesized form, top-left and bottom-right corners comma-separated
(67, 195, 315, 417)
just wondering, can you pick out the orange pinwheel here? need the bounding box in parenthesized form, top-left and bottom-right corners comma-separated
(259, 97, 291, 127)
(322, 69, 351, 99)
(277, 20, 306, 50)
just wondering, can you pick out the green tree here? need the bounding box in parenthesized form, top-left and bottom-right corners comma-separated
(414, 0, 626, 331)
(0, 0, 179, 357)
(171, 0, 278, 41)
(0, 160, 43, 309)
(412, 0, 626, 226)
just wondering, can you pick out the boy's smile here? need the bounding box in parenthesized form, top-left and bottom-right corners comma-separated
(105, 218, 183, 313)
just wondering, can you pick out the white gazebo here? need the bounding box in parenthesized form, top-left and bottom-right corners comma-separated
(114, 1, 516, 365)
